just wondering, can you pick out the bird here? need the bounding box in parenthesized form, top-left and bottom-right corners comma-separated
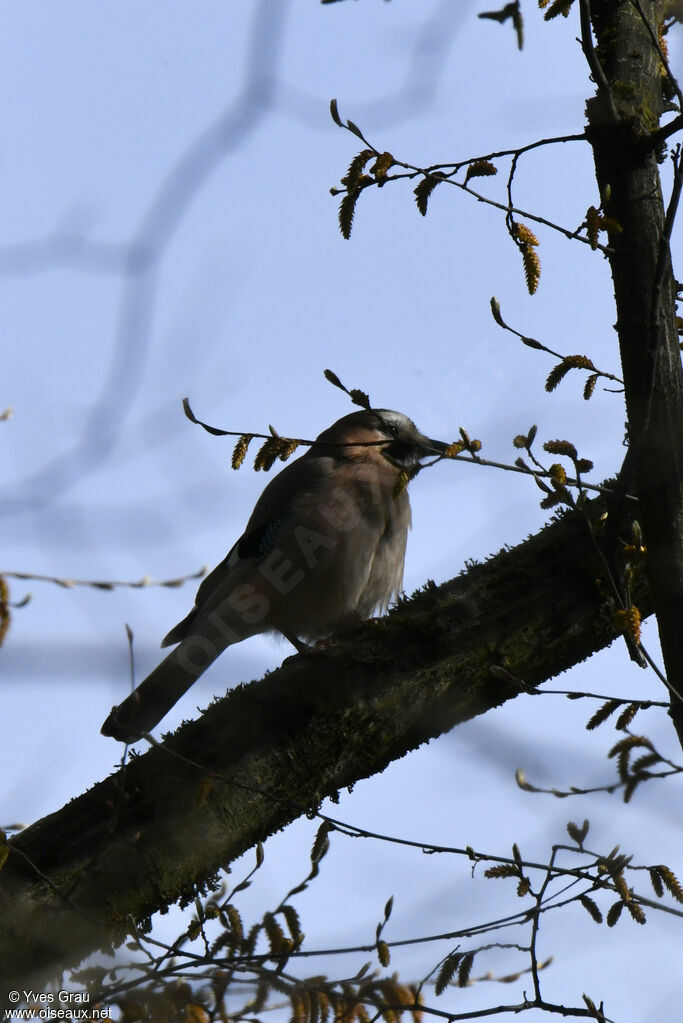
(101, 408, 448, 742)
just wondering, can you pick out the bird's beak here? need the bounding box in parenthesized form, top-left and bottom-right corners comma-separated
(416, 433, 450, 457)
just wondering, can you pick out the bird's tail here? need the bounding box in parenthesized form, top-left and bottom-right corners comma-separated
(101, 626, 232, 742)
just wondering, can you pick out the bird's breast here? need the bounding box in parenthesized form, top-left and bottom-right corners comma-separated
(261, 459, 411, 639)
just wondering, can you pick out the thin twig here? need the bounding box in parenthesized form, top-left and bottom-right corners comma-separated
(333, 111, 602, 251)
(377, 171, 612, 253)
(542, 687, 667, 707)
(1, 566, 207, 591)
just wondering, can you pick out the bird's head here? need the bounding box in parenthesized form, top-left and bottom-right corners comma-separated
(314, 408, 450, 469)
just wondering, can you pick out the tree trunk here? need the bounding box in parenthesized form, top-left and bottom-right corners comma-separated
(586, 0, 683, 743)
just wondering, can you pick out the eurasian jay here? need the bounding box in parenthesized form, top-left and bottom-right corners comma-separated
(101, 408, 448, 741)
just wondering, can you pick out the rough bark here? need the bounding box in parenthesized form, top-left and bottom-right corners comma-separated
(0, 494, 650, 995)
(586, 0, 683, 744)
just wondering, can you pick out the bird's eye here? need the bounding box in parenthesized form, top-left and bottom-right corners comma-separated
(384, 421, 399, 437)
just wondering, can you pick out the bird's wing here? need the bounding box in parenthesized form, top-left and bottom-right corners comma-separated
(161, 453, 333, 648)
(160, 517, 294, 647)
